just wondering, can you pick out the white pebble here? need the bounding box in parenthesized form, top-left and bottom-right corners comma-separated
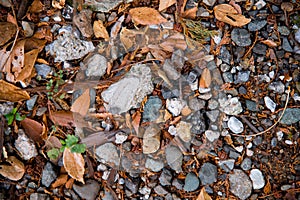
(228, 116, 244, 134)
(250, 169, 265, 189)
(264, 96, 276, 112)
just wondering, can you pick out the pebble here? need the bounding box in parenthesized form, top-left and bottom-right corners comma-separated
(282, 37, 293, 52)
(189, 98, 205, 111)
(73, 180, 100, 200)
(231, 28, 251, 47)
(202, 0, 216, 6)
(83, 0, 124, 12)
(142, 96, 162, 122)
(101, 64, 153, 114)
(218, 159, 235, 172)
(166, 98, 185, 116)
(253, 43, 267, 55)
(188, 111, 206, 134)
(218, 46, 231, 64)
(176, 121, 192, 142)
(205, 130, 220, 142)
(30, 193, 50, 200)
(222, 72, 233, 83)
(73, 9, 93, 38)
(95, 143, 120, 167)
(208, 99, 219, 110)
(248, 20, 267, 31)
(277, 131, 284, 141)
(125, 178, 139, 194)
(235, 71, 250, 83)
(15, 130, 38, 160)
(281, 185, 292, 191)
(81, 53, 107, 77)
(154, 185, 168, 195)
(172, 179, 184, 190)
(249, 169, 265, 189)
(279, 108, 300, 124)
(165, 146, 183, 173)
(35, 64, 52, 78)
(159, 169, 172, 186)
(228, 116, 244, 134)
(184, 172, 200, 192)
(145, 158, 164, 172)
(115, 132, 128, 144)
(278, 26, 290, 36)
(295, 29, 300, 43)
(264, 96, 276, 112)
(26, 95, 38, 111)
(163, 59, 180, 80)
(41, 162, 57, 187)
(229, 169, 252, 200)
(268, 81, 285, 93)
(254, 0, 266, 10)
(199, 163, 217, 185)
(206, 110, 219, 122)
(229, 150, 241, 159)
(219, 97, 243, 115)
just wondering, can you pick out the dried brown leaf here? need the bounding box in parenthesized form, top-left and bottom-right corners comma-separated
(214, 4, 251, 27)
(199, 68, 211, 88)
(51, 174, 68, 188)
(52, 0, 65, 9)
(51, 111, 75, 127)
(159, 0, 176, 11)
(229, 0, 242, 14)
(263, 179, 271, 194)
(21, 118, 43, 143)
(131, 111, 141, 135)
(197, 187, 212, 200)
(181, 6, 198, 19)
(129, 7, 167, 25)
(0, 80, 30, 102)
(0, 22, 17, 46)
(10, 40, 25, 75)
(16, 49, 39, 82)
(29, 0, 44, 13)
(93, 20, 109, 41)
(120, 27, 136, 50)
(71, 89, 90, 116)
(63, 148, 85, 184)
(0, 156, 25, 181)
(260, 39, 277, 47)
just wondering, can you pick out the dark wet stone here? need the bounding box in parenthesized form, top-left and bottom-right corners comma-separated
(199, 163, 217, 185)
(241, 157, 252, 171)
(246, 100, 259, 112)
(125, 178, 139, 194)
(248, 20, 267, 31)
(142, 96, 162, 122)
(41, 162, 57, 187)
(73, 180, 100, 200)
(229, 169, 252, 200)
(295, 28, 300, 43)
(218, 46, 231, 64)
(279, 108, 300, 124)
(253, 43, 267, 55)
(231, 28, 251, 47)
(184, 172, 199, 192)
(282, 37, 293, 52)
(159, 169, 172, 186)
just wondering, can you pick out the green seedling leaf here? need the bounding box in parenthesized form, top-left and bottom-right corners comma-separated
(70, 143, 86, 154)
(60, 146, 66, 152)
(15, 113, 26, 121)
(65, 135, 79, 148)
(47, 148, 60, 159)
(5, 113, 15, 125)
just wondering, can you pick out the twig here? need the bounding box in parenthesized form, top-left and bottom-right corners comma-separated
(232, 87, 290, 137)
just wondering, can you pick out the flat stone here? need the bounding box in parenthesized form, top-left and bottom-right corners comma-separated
(218, 159, 235, 172)
(222, 72, 233, 83)
(246, 100, 259, 112)
(101, 64, 153, 114)
(145, 158, 164, 172)
(264, 96, 276, 112)
(248, 20, 267, 31)
(115, 132, 128, 144)
(154, 185, 168, 195)
(166, 98, 185, 116)
(205, 130, 220, 142)
(279, 108, 300, 125)
(282, 37, 293, 52)
(218, 46, 231, 64)
(206, 110, 219, 122)
(249, 169, 265, 189)
(253, 43, 267, 55)
(73, 180, 100, 200)
(231, 28, 251, 47)
(189, 98, 205, 111)
(143, 96, 162, 122)
(188, 110, 206, 134)
(202, 0, 216, 6)
(41, 162, 57, 187)
(73, 9, 93, 38)
(176, 121, 192, 142)
(268, 81, 285, 93)
(199, 163, 217, 185)
(125, 178, 139, 193)
(235, 71, 250, 83)
(219, 97, 243, 115)
(165, 146, 183, 173)
(82, 53, 107, 77)
(241, 157, 252, 171)
(172, 179, 183, 190)
(26, 95, 38, 111)
(15, 130, 38, 160)
(35, 64, 51, 78)
(30, 193, 50, 200)
(184, 172, 199, 192)
(278, 26, 290, 36)
(84, 0, 125, 12)
(228, 116, 244, 134)
(159, 169, 173, 186)
(295, 28, 300, 43)
(229, 169, 252, 200)
(163, 59, 180, 80)
(95, 142, 120, 167)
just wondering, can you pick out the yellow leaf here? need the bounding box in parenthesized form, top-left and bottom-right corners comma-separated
(197, 187, 212, 200)
(199, 68, 211, 88)
(71, 89, 90, 116)
(63, 148, 85, 184)
(0, 156, 25, 181)
(129, 7, 167, 25)
(0, 80, 30, 102)
(214, 4, 251, 27)
(159, 0, 176, 11)
(93, 20, 109, 41)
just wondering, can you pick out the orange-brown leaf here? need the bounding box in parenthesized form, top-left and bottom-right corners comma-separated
(199, 68, 211, 88)
(71, 89, 90, 116)
(0, 156, 25, 181)
(0, 80, 30, 102)
(16, 49, 39, 82)
(131, 111, 141, 135)
(29, 0, 44, 13)
(63, 148, 85, 184)
(93, 20, 109, 41)
(51, 174, 68, 188)
(159, 0, 176, 11)
(129, 7, 167, 25)
(214, 4, 251, 27)
(51, 111, 75, 127)
(0, 22, 17, 46)
(197, 187, 212, 200)
(21, 118, 43, 143)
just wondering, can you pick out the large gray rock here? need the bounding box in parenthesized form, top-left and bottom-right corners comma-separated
(81, 53, 107, 77)
(73, 179, 100, 200)
(199, 163, 217, 185)
(229, 169, 252, 200)
(165, 146, 183, 173)
(41, 162, 57, 187)
(101, 64, 153, 114)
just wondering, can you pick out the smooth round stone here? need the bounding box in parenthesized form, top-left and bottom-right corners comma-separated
(249, 169, 265, 189)
(248, 20, 267, 31)
(231, 28, 251, 47)
(183, 172, 200, 192)
(229, 169, 252, 200)
(228, 116, 244, 134)
(241, 157, 252, 171)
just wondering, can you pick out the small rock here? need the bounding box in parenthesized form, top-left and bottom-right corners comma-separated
(295, 28, 300, 43)
(143, 96, 162, 122)
(30, 193, 50, 200)
(145, 158, 164, 172)
(235, 71, 250, 83)
(246, 100, 259, 112)
(159, 169, 173, 186)
(188, 111, 206, 134)
(95, 143, 120, 167)
(82, 53, 107, 77)
(282, 37, 293, 52)
(165, 146, 183, 173)
(278, 26, 290, 36)
(264, 96, 276, 112)
(208, 99, 219, 110)
(73, 180, 100, 200)
(199, 163, 217, 185)
(229, 169, 252, 200)
(218, 159, 235, 172)
(176, 121, 192, 142)
(218, 46, 231, 64)
(154, 185, 168, 195)
(166, 98, 185, 116)
(115, 132, 128, 144)
(222, 72, 234, 83)
(143, 124, 161, 154)
(205, 130, 220, 142)
(228, 116, 244, 134)
(35, 64, 52, 78)
(26, 95, 38, 111)
(253, 43, 267, 55)
(231, 28, 251, 47)
(184, 172, 199, 192)
(189, 98, 205, 111)
(279, 108, 300, 124)
(249, 169, 265, 189)
(163, 59, 180, 80)
(84, 0, 124, 12)
(41, 162, 57, 187)
(248, 20, 267, 31)
(281, 185, 292, 191)
(206, 110, 219, 122)
(125, 178, 139, 194)
(22, 21, 34, 37)
(202, 0, 216, 6)
(15, 130, 38, 160)
(219, 97, 243, 115)
(172, 179, 184, 190)
(241, 157, 252, 171)
(73, 9, 93, 38)
(268, 81, 285, 93)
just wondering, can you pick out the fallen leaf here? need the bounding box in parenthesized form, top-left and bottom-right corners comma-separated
(28, 0, 44, 13)
(63, 148, 85, 184)
(120, 27, 136, 50)
(110, 15, 125, 39)
(182, 6, 198, 19)
(7, 13, 17, 26)
(71, 89, 90, 116)
(214, 4, 251, 27)
(52, 0, 65, 9)
(93, 20, 109, 41)
(16, 49, 39, 82)
(21, 118, 43, 143)
(159, 0, 176, 11)
(0, 80, 30, 102)
(50, 111, 75, 127)
(199, 68, 211, 88)
(260, 39, 277, 47)
(0, 156, 25, 181)
(10, 40, 26, 75)
(197, 187, 212, 200)
(51, 174, 68, 188)
(263, 179, 271, 194)
(0, 22, 17, 46)
(0, 0, 11, 7)
(131, 111, 141, 135)
(229, 0, 242, 14)
(129, 7, 167, 25)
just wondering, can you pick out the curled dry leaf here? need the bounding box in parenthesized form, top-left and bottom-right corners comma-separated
(50, 111, 75, 127)
(214, 4, 251, 27)
(21, 118, 43, 143)
(120, 27, 136, 50)
(52, 0, 65, 9)
(159, 0, 176, 11)
(0, 80, 30, 102)
(93, 20, 109, 41)
(199, 68, 211, 88)
(71, 89, 90, 116)
(129, 7, 167, 25)
(63, 148, 85, 184)
(0, 156, 25, 181)
(28, 0, 44, 13)
(196, 187, 212, 200)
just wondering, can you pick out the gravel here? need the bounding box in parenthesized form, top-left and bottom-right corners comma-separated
(228, 116, 244, 134)
(249, 169, 265, 189)
(95, 143, 120, 167)
(199, 163, 217, 185)
(279, 108, 300, 124)
(229, 169, 252, 200)
(183, 172, 199, 192)
(145, 158, 164, 172)
(165, 146, 183, 173)
(41, 162, 57, 187)
(73, 179, 100, 200)
(231, 28, 251, 47)
(241, 157, 252, 171)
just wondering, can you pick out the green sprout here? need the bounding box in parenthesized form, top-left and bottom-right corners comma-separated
(46, 70, 65, 100)
(4, 108, 26, 125)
